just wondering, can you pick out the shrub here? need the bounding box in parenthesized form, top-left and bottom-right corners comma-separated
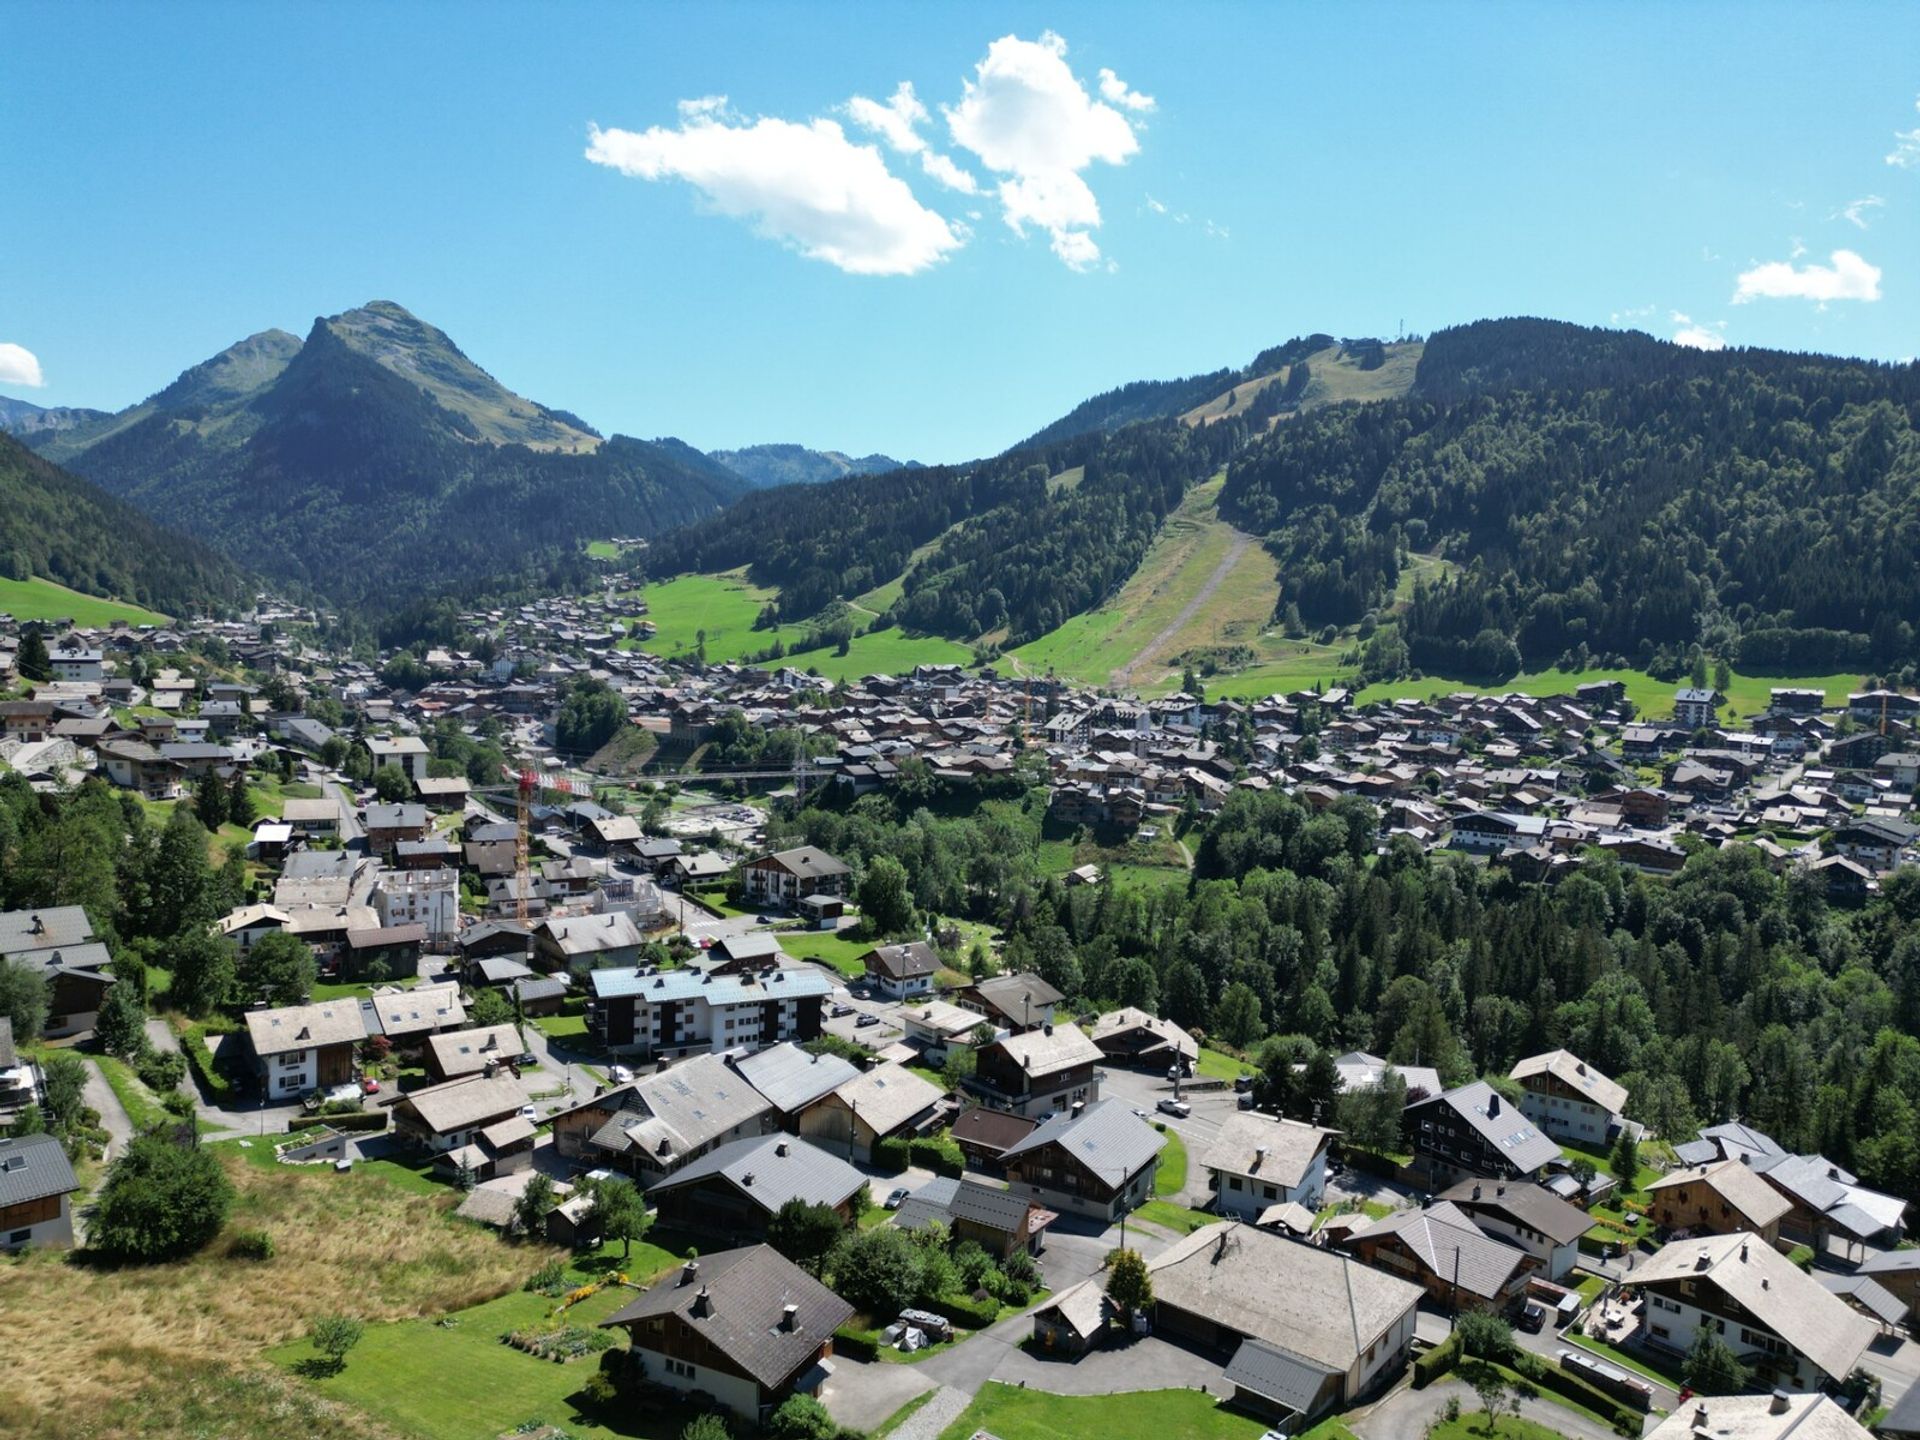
(308, 1314, 364, 1374)
(929, 1293, 1000, 1329)
(226, 1228, 275, 1261)
(767, 1394, 837, 1440)
(180, 1028, 234, 1098)
(871, 1137, 910, 1173)
(135, 1048, 188, 1093)
(906, 1134, 964, 1177)
(830, 1326, 879, 1362)
(91, 1133, 234, 1261)
(161, 1090, 197, 1120)
(525, 1259, 569, 1295)
(582, 1369, 618, 1407)
(1456, 1310, 1514, 1363)
(285, 1111, 388, 1133)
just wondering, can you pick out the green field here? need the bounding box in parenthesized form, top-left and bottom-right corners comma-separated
(781, 625, 974, 681)
(1155, 1127, 1188, 1195)
(1354, 665, 1869, 723)
(936, 1382, 1267, 1440)
(0, 573, 168, 626)
(779, 927, 874, 976)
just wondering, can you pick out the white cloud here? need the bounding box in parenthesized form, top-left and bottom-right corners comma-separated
(585, 110, 962, 277)
(1788, 235, 1807, 259)
(1888, 95, 1920, 168)
(1838, 195, 1885, 229)
(919, 150, 980, 194)
(1670, 312, 1727, 350)
(0, 342, 44, 388)
(846, 82, 927, 155)
(1097, 67, 1155, 113)
(946, 31, 1144, 269)
(1732, 248, 1882, 304)
(1145, 194, 1168, 214)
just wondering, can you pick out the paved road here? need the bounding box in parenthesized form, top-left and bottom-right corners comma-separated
(322, 778, 365, 842)
(1353, 1376, 1629, 1440)
(81, 1056, 135, 1161)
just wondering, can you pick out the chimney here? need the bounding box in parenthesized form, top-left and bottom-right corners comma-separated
(1770, 1392, 1790, 1416)
(1471, 1183, 1482, 1200)
(781, 1303, 799, 1332)
(1487, 1093, 1501, 1117)
(1072, 1100, 1085, 1118)
(1043, 1022, 1054, 1037)
(680, 1260, 700, 1286)
(1254, 1145, 1268, 1172)
(691, 1285, 712, 1318)
(1495, 1182, 1506, 1197)
(1694, 1405, 1709, 1429)
(1739, 1240, 1748, 1262)
(776, 1140, 790, 1158)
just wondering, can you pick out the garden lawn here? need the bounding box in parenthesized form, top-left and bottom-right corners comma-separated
(534, 1011, 590, 1040)
(936, 1382, 1267, 1440)
(1428, 1411, 1573, 1440)
(1195, 1046, 1253, 1084)
(1155, 1127, 1188, 1196)
(1565, 1333, 1687, 1388)
(779, 928, 873, 977)
(271, 1284, 645, 1440)
(1131, 1199, 1215, 1234)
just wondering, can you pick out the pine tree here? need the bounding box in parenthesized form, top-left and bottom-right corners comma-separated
(18, 626, 51, 682)
(194, 772, 228, 829)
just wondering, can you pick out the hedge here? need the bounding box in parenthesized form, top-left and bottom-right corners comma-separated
(929, 1293, 1000, 1329)
(871, 1137, 911, 1173)
(908, 1134, 965, 1178)
(1516, 1352, 1646, 1425)
(1413, 1333, 1462, 1388)
(286, 1111, 389, 1134)
(180, 1027, 234, 1100)
(831, 1326, 879, 1362)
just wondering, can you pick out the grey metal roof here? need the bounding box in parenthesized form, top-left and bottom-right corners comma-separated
(649, 1134, 865, 1216)
(1002, 1097, 1165, 1187)
(0, 1133, 79, 1206)
(1816, 1272, 1908, 1326)
(1222, 1337, 1337, 1415)
(1413, 1081, 1561, 1174)
(601, 1244, 854, 1389)
(1354, 1201, 1533, 1301)
(732, 1041, 858, 1115)
(1439, 1178, 1592, 1246)
(0, 905, 95, 954)
(1884, 1374, 1920, 1440)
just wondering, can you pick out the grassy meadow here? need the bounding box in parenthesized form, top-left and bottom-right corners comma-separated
(0, 574, 168, 626)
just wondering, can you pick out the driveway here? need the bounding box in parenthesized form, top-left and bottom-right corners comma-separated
(1352, 1376, 1633, 1440)
(820, 1364, 936, 1435)
(82, 1056, 134, 1161)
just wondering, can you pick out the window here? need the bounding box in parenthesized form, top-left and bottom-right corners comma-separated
(9, 1228, 29, 1244)
(1228, 1176, 1243, 1191)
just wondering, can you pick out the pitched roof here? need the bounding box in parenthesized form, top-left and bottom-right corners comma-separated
(731, 1042, 859, 1116)
(602, 1053, 773, 1163)
(369, 982, 466, 1037)
(1645, 1394, 1874, 1440)
(0, 1133, 79, 1206)
(0, 905, 95, 954)
(601, 1244, 853, 1389)
(865, 941, 939, 982)
(1635, 1231, 1876, 1381)
(969, 971, 1064, 1018)
(1148, 1221, 1421, 1372)
(424, 1023, 525, 1077)
(1353, 1201, 1533, 1300)
(648, 1134, 864, 1215)
(1200, 1113, 1335, 1190)
(396, 1073, 527, 1135)
(1410, 1081, 1561, 1175)
(1509, 1049, 1629, 1114)
(244, 999, 368, 1056)
(831, 1062, 943, 1138)
(1002, 1097, 1164, 1187)
(1645, 1158, 1792, 1230)
(751, 846, 850, 880)
(893, 1175, 1034, 1237)
(949, 1105, 1038, 1155)
(1089, 1007, 1198, 1060)
(1222, 1337, 1339, 1416)
(986, 1022, 1102, 1078)
(1437, 1178, 1591, 1245)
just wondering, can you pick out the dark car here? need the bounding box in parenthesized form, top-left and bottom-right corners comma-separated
(1518, 1300, 1546, 1333)
(1233, 1074, 1254, 1093)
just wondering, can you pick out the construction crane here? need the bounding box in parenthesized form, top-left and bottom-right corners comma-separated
(474, 764, 591, 928)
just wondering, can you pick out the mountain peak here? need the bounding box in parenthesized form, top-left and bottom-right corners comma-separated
(150, 327, 303, 413)
(315, 300, 601, 453)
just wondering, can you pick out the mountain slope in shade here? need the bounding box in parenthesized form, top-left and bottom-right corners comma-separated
(0, 430, 247, 617)
(28, 301, 746, 608)
(706, 442, 915, 488)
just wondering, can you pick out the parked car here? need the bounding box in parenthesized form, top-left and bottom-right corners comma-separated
(1233, 1074, 1254, 1092)
(518, 1104, 539, 1123)
(830, 1003, 853, 1017)
(1237, 1091, 1257, 1109)
(883, 1186, 911, 1209)
(360, 1076, 381, 1095)
(855, 1013, 880, 1028)
(608, 1064, 634, 1084)
(1156, 1097, 1191, 1118)
(1518, 1300, 1547, 1334)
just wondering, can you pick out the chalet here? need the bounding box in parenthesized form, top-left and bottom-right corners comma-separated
(549, 1053, 774, 1184)
(968, 1021, 1102, 1118)
(1847, 689, 1920, 726)
(1436, 1179, 1588, 1282)
(646, 1134, 865, 1239)
(243, 998, 368, 1098)
(280, 795, 342, 838)
(392, 1072, 528, 1157)
(536, 911, 646, 975)
(1407, 1081, 1562, 1188)
(860, 941, 939, 1000)
(1450, 811, 1546, 853)
(1001, 1097, 1162, 1221)
(1149, 1222, 1421, 1427)
(797, 1062, 943, 1163)
(1857, 1249, 1920, 1325)
(1826, 817, 1914, 871)
(1634, 1232, 1875, 1390)
(96, 739, 181, 799)
(730, 1041, 859, 1131)
(1332, 1051, 1441, 1101)
(423, 1022, 527, 1081)
(364, 733, 429, 782)
(599, 1246, 852, 1426)
(0, 700, 55, 742)
(0, 1133, 80, 1252)
(740, 847, 850, 908)
(367, 981, 466, 1043)
(1767, 688, 1826, 717)
(1646, 1159, 1791, 1244)
(47, 637, 103, 683)
(899, 999, 985, 1063)
(1508, 1048, 1628, 1146)
(362, 802, 430, 856)
(1088, 1007, 1198, 1072)
(893, 1175, 1053, 1258)
(1201, 1112, 1337, 1218)
(953, 972, 1062, 1034)
(1341, 1200, 1537, 1313)
(1646, 1395, 1873, 1440)
(949, 1105, 1039, 1173)
(0, 906, 116, 1038)
(1751, 1152, 1909, 1256)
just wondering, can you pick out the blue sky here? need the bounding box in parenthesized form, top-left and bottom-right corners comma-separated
(3, 2, 1917, 462)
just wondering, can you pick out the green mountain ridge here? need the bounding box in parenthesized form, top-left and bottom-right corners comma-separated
(0, 396, 112, 438)
(27, 301, 748, 610)
(707, 442, 915, 488)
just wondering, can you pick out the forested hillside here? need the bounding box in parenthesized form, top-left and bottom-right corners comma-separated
(1219, 319, 1920, 680)
(0, 432, 247, 617)
(26, 302, 748, 610)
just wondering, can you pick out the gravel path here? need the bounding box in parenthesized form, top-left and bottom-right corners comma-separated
(887, 1385, 973, 1440)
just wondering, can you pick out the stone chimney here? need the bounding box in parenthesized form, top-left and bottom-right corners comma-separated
(1770, 1392, 1790, 1416)
(781, 1303, 799, 1332)
(680, 1260, 700, 1286)
(691, 1285, 712, 1318)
